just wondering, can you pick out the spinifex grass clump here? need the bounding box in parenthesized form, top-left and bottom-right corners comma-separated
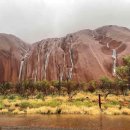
(19, 101, 31, 108)
(0, 101, 4, 109)
(68, 99, 95, 107)
(43, 100, 62, 107)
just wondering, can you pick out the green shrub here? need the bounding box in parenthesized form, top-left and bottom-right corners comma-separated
(19, 101, 30, 108)
(35, 80, 50, 95)
(0, 82, 12, 95)
(29, 101, 44, 108)
(0, 101, 4, 109)
(35, 93, 44, 99)
(0, 95, 6, 100)
(7, 94, 22, 100)
(104, 101, 119, 108)
(69, 100, 94, 107)
(44, 100, 61, 107)
(110, 101, 119, 105)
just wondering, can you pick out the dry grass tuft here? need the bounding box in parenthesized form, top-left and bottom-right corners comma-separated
(121, 108, 130, 115)
(103, 107, 121, 115)
(0, 108, 8, 114)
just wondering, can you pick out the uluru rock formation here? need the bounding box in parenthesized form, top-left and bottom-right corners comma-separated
(0, 33, 30, 82)
(0, 25, 130, 83)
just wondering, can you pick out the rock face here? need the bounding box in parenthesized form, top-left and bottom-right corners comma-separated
(1, 25, 130, 82)
(0, 33, 30, 82)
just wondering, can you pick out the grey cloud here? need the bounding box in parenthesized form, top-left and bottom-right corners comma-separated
(0, 0, 130, 43)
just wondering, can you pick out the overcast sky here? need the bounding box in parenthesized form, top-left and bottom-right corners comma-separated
(0, 0, 130, 43)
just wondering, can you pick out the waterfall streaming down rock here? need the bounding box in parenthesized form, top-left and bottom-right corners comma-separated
(34, 46, 41, 82)
(44, 51, 50, 80)
(18, 59, 24, 81)
(68, 44, 74, 80)
(107, 43, 109, 48)
(60, 53, 65, 82)
(43, 42, 56, 80)
(34, 67, 38, 82)
(18, 50, 30, 81)
(112, 49, 117, 76)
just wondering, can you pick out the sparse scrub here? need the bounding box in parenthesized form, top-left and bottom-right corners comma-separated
(0, 101, 4, 109)
(69, 100, 95, 107)
(0, 92, 129, 115)
(19, 101, 31, 108)
(35, 92, 44, 99)
(43, 100, 62, 107)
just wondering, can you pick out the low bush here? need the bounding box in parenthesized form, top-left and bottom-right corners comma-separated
(44, 100, 62, 107)
(35, 93, 44, 99)
(69, 99, 95, 107)
(7, 94, 22, 100)
(0, 101, 4, 109)
(19, 101, 31, 108)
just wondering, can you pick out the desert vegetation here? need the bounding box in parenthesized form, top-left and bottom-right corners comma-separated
(0, 91, 130, 115)
(0, 55, 130, 115)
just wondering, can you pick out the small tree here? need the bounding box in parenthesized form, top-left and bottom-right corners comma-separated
(87, 80, 97, 92)
(0, 82, 12, 95)
(116, 66, 129, 80)
(99, 76, 114, 99)
(15, 82, 22, 95)
(117, 58, 130, 82)
(51, 80, 59, 95)
(62, 80, 78, 100)
(115, 55, 130, 95)
(56, 64, 64, 95)
(114, 78, 128, 96)
(35, 80, 50, 95)
(22, 80, 35, 96)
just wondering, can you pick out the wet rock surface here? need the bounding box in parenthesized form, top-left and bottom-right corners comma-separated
(1, 25, 130, 82)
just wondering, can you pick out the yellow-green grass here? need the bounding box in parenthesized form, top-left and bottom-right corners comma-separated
(0, 92, 130, 115)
